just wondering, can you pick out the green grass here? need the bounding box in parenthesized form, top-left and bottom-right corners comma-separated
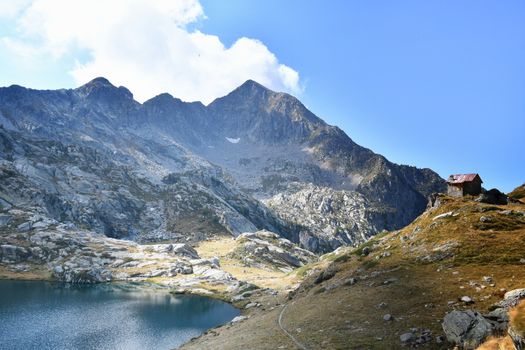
(361, 259, 379, 269)
(294, 264, 313, 277)
(332, 254, 351, 263)
(474, 214, 525, 231)
(352, 231, 389, 256)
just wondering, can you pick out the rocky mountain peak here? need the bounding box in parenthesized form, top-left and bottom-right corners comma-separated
(205, 80, 326, 146)
(84, 76, 114, 87)
(146, 92, 177, 103)
(76, 76, 134, 101)
(234, 79, 271, 95)
(144, 92, 205, 110)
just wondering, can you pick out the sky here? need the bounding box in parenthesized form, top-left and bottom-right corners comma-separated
(0, 0, 523, 192)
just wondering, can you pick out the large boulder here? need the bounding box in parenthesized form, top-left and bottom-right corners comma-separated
(170, 243, 200, 259)
(442, 310, 492, 349)
(476, 189, 508, 205)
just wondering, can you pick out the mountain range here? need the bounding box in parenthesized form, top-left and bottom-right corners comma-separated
(0, 77, 445, 253)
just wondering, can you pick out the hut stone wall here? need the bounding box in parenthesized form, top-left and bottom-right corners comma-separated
(447, 184, 464, 197)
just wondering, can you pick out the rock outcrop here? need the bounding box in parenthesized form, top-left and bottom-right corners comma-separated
(229, 231, 317, 272)
(442, 310, 492, 349)
(264, 184, 383, 252)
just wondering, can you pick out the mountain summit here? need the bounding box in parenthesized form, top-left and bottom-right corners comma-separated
(0, 78, 445, 252)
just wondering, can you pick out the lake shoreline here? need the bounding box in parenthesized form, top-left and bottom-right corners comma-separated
(0, 278, 242, 350)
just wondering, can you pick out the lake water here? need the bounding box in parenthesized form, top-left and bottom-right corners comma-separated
(0, 280, 239, 350)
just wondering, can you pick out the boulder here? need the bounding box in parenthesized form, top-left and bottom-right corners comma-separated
(400, 332, 415, 343)
(461, 296, 474, 304)
(343, 277, 358, 286)
(170, 244, 200, 259)
(476, 189, 508, 205)
(483, 276, 493, 283)
(147, 269, 167, 277)
(505, 289, 525, 303)
(314, 268, 336, 284)
(433, 211, 456, 220)
(442, 310, 492, 349)
(267, 247, 301, 268)
(230, 315, 247, 324)
(191, 258, 220, 269)
(361, 246, 370, 256)
(495, 288, 525, 309)
(485, 308, 509, 323)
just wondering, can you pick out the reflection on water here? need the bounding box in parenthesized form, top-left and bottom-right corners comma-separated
(0, 280, 239, 350)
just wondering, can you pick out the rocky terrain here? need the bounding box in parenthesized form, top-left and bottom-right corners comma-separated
(0, 204, 319, 303)
(228, 231, 317, 273)
(0, 78, 444, 253)
(181, 188, 525, 349)
(264, 183, 385, 251)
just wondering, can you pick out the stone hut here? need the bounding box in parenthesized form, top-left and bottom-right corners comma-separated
(447, 174, 483, 197)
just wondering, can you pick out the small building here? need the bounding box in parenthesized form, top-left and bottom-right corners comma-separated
(447, 173, 483, 197)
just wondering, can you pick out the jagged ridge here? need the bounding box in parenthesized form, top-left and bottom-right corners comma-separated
(0, 77, 445, 252)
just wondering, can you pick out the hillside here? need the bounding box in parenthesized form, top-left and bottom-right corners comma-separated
(509, 184, 525, 201)
(182, 193, 525, 349)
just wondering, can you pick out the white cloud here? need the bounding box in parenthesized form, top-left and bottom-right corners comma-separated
(1, 0, 302, 103)
(0, 0, 31, 18)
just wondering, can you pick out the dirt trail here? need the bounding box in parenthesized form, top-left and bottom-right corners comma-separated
(278, 304, 309, 350)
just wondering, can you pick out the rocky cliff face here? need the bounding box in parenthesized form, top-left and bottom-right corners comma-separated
(0, 78, 445, 253)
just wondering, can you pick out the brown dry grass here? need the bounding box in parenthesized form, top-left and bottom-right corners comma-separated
(476, 336, 515, 350)
(510, 300, 525, 335)
(195, 237, 304, 290)
(0, 265, 50, 280)
(509, 184, 525, 200)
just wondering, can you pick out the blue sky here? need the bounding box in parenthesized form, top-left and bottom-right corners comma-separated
(1, 0, 524, 191)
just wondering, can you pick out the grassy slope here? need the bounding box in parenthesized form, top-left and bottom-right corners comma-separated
(182, 195, 525, 349)
(509, 183, 525, 201)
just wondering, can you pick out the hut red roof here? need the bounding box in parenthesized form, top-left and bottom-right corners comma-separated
(447, 174, 482, 184)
